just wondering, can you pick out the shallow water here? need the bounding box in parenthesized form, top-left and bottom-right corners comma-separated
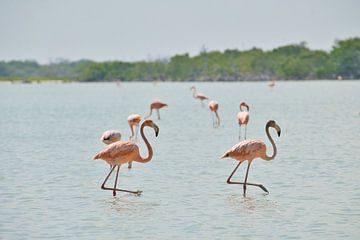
(1, 81, 360, 239)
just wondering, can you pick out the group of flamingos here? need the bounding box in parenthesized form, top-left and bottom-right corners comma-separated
(92, 86, 281, 197)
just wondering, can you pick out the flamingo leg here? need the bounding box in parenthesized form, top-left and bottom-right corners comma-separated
(226, 162, 269, 194)
(128, 161, 132, 169)
(157, 109, 160, 120)
(135, 125, 139, 141)
(245, 125, 247, 140)
(243, 162, 251, 196)
(129, 124, 135, 141)
(113, 165, 120, 196)
(238, 124, 242, 141)
(211, 112, 215, 128)
(101, 165, 141, 195)
(201, 100, 204, 107)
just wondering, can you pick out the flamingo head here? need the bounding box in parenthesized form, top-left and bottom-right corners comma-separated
(143, 119, 159, 137)
(267, 120, 281, 137)
(239, 102, 249, 111)
(190, 86, 196, 91)
(220, 151, 230, 159)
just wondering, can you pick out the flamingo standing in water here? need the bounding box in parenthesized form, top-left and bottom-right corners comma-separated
(127, 114, 142, 141)
(208, 100, 220, 128)
(237, 101, 250, 140)
(145, 100, 168, 120)
(100, 130, 133, 169)
(268, 80, 276, 88)
(190, 86, 208, 107)
(220, 120, 281, 196)
(92, 119, 159, 196)
(127, 114, 142, 169)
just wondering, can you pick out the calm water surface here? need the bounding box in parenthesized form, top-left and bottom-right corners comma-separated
(1, 81, 360, 239)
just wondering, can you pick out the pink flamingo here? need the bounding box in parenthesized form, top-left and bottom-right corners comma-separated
(92, 119, 159, 196)
(126, 114, 142, 169)
(268, 80, 276, 88)
(236, 101, 250, 140)
(220, 120, 281, 195)
(145, 100, 168, 120)
(100, 130, 132, 169)
(127, 114, 142, 141)
(190, 86, 208, 107)
(208, 100, 220, 128)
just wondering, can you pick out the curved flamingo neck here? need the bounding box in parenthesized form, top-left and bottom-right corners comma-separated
(191, 88, 197, 98)
(145, 108, 153, 119)
(263, 125, 277, 161)
(135, 123, 153, 163)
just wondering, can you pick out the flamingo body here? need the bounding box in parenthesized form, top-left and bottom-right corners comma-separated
(221, 139, 266, 162)
(237, 112, 249, 125)
(93, 141, 141, 165)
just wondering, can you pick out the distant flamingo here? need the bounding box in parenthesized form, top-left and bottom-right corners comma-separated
(268, 80, 276, 88)
(145, 100, 168, 120)
(220, 120, 281, 195)
(126, 114, 142, 169)
(92, 119, 159, 196)
(190, 86, 208, 107)
(237, 102, 250, 140)
(208, 100, 220, 128)
(127, 114, 142, 141)
(100, 130, 132, 169)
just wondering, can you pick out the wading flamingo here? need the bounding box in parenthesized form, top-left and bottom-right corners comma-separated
(208, 100, 220, 128)
(92, 119, 159, 196)
(145, 100, 168, 120)
(237, 102, 250, 140)
(220, 120, 281, 196)
(128, 114, 142, 141)
(127, 114, 142, 169)
(268, 80, 276, 88)
(190, 86, 208, 107)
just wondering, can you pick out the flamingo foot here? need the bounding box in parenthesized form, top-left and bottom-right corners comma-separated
(135, 191, 142, 196)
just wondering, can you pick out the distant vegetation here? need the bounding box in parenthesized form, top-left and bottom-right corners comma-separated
(1, 37, 359, 82)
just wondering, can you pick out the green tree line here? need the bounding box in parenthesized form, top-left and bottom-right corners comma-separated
(1, 37, 359, 81)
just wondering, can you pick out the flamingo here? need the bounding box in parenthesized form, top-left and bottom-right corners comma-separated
(190, 86, 208, 107)
(268, 80, 276, 88)
(220, 120, 281, 196)
(237, 101, 250, 140)
(126, 114, 142, 169)
(100, 130, 132, 169)
(92, 119, 159, 196)
(127, 114, 142, 141)
(145, 99, 168, 120)
(208, 100, 220, 128)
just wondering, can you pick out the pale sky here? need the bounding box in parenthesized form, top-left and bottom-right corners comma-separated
(0, 0, 359, 63)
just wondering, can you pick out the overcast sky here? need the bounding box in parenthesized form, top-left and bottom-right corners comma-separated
(0, 0, 359, 63)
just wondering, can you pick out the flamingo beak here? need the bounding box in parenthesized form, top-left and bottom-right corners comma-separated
(275, 124, 281, 137)
(153, 124, 159, 137)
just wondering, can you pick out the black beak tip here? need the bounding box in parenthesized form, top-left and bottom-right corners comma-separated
(155, 131, 159, 137)
(278, 131, 281, 137)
